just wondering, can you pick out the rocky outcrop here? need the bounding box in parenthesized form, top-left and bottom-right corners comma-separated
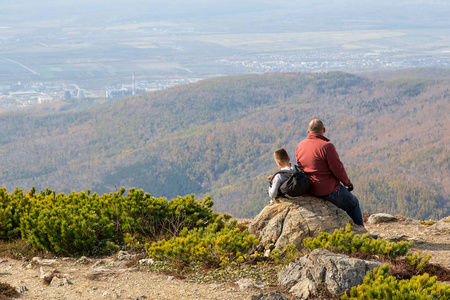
(248, 196, 366, 251)
(367, 213, 397, 224)
(278, 249, 382, 299)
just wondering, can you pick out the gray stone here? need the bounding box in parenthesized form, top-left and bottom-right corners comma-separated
(117, 250, 131, 260)
(76, 256, 92, 265)
(235, 278, 254, 290)
(32, 257, 58, 266)
(431, 218, 450, 232)
(91, 260, 105, 268)
(249, 197, 367, 251)
(50, 276, 71, 287)
(252, 291, 291, 300)
(278, 249, 382, 299)
(367, 213, 397, 224)
(138, 258, 155, 265)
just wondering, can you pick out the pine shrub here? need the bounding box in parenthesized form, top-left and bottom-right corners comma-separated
(341, 264, 450, 300)
(0, 187, 218, 256)
(146, 218, 261, 268)
(303, 223, 412, 259)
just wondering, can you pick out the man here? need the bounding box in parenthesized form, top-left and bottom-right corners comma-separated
(296, 119, 364, 226)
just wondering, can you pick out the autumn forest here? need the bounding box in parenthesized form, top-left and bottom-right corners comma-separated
(0, 68, 449, 220)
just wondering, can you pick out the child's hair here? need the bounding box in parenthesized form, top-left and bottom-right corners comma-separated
(274, 148, 290, 163)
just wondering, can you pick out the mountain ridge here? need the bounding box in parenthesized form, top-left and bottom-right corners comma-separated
(0, 69, 449, 219)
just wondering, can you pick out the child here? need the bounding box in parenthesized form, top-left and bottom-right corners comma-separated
(267, 148, 297, 203)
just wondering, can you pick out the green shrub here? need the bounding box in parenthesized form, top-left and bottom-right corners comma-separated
(146, 218, 261, 268)
(0, 188, 23, 239)
(7, 187, 219, 256)
(407, 251, 431, 271)
(303, 223, 412, 259)
(341, 264, 450, 300)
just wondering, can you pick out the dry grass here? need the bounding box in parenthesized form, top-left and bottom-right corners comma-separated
(0, 239, 49, 261)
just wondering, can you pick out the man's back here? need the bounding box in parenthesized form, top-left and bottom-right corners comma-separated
(296, 133, 350, 196)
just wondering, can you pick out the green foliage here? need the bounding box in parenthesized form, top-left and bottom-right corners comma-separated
(303, 224, 412, 259)
(270, 244, 298, 265)
(341, 264, 450, 300)
(1, 187, 218, 256)
(146, 218, 261, 268)
(0, 188, 24, 239)
(420, 219, 436, 226)
(407, 251, 431, 271)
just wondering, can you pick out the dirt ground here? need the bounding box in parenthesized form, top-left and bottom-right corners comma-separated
(1, 216, 449, 300)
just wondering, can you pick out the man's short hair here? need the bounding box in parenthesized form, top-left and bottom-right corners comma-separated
(274, 148, 290, 163)
(308, 119, 324, 134)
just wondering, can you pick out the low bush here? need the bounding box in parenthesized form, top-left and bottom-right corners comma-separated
(1, 187, 218, 256)
(303, 223, 412, 259)
(341, 264, 450, 300)
(146, 218, 261, 268)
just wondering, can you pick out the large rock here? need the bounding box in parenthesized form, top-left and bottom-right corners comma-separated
(278, 249, 382, 299)
(248, 197, 366, 250)
(367, 213, 397, 224)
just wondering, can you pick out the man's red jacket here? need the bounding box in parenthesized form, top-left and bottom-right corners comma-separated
(296, 133, 351, 197)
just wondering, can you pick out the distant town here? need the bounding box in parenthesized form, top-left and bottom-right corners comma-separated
(1, 47, 449, 112)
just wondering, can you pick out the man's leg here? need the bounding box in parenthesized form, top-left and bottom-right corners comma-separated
(324, 185, 364, 226)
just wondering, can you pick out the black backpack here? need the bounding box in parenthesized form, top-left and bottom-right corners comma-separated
(270, 165, 310, 197)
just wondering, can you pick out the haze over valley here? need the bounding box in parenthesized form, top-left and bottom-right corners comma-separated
(1, 0, 450, 110)
(0, 1, 449, 221)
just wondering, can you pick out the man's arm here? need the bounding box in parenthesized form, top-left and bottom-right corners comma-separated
(325, 143, 351, 186)
(268, 174, 283, 199)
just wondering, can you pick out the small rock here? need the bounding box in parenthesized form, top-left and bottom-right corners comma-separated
(102, 291, 108, 297)
(138, 258, 154, 265)
(91, 260, 105, 268)
(50, 276, 71, 287)
(131, 296, 147, 300)
(32, 257, 58, 266)
(252, 291, 291, 300)
(209, 283, 222, 290)
(235, 278, 254, 290)
(17, 286, 28, 293)
(41, 272, 56, 284)
(264, 249, 271, 258)
(368, 213, 397, 224)
(117, 250, 131, 260)
(254, 281, 266, 289)
(167, 276, 174, 281)
(76, 256, 91, 265)
(0, 259, 7, 264)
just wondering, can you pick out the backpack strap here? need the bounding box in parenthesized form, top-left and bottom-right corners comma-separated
(269, 168, 298, 185)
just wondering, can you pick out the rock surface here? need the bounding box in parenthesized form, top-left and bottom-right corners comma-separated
(0, 216, 448, 299)
(278, 249, 382, 299)
(248, 196, 367, 251)
(367, 213, 397, 224)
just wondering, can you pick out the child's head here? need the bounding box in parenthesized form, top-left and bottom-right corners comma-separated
(273, 148, 290, 168)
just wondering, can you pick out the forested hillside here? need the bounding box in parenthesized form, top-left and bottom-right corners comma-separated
(0, 69, 449, 219)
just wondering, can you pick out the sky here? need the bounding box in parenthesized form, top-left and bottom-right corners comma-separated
(2, 0, 450, 31)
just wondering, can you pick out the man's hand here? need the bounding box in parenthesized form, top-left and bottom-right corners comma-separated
(346, 183, 354, 192)
(267, 175, 273, 181)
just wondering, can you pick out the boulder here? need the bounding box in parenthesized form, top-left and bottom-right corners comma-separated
(278, 249, 382, 299)
(367, 213, 397, 224)
(248, 197, 366, 251)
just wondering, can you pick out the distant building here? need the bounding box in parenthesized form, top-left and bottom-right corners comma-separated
(64, 90, 72, 99)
